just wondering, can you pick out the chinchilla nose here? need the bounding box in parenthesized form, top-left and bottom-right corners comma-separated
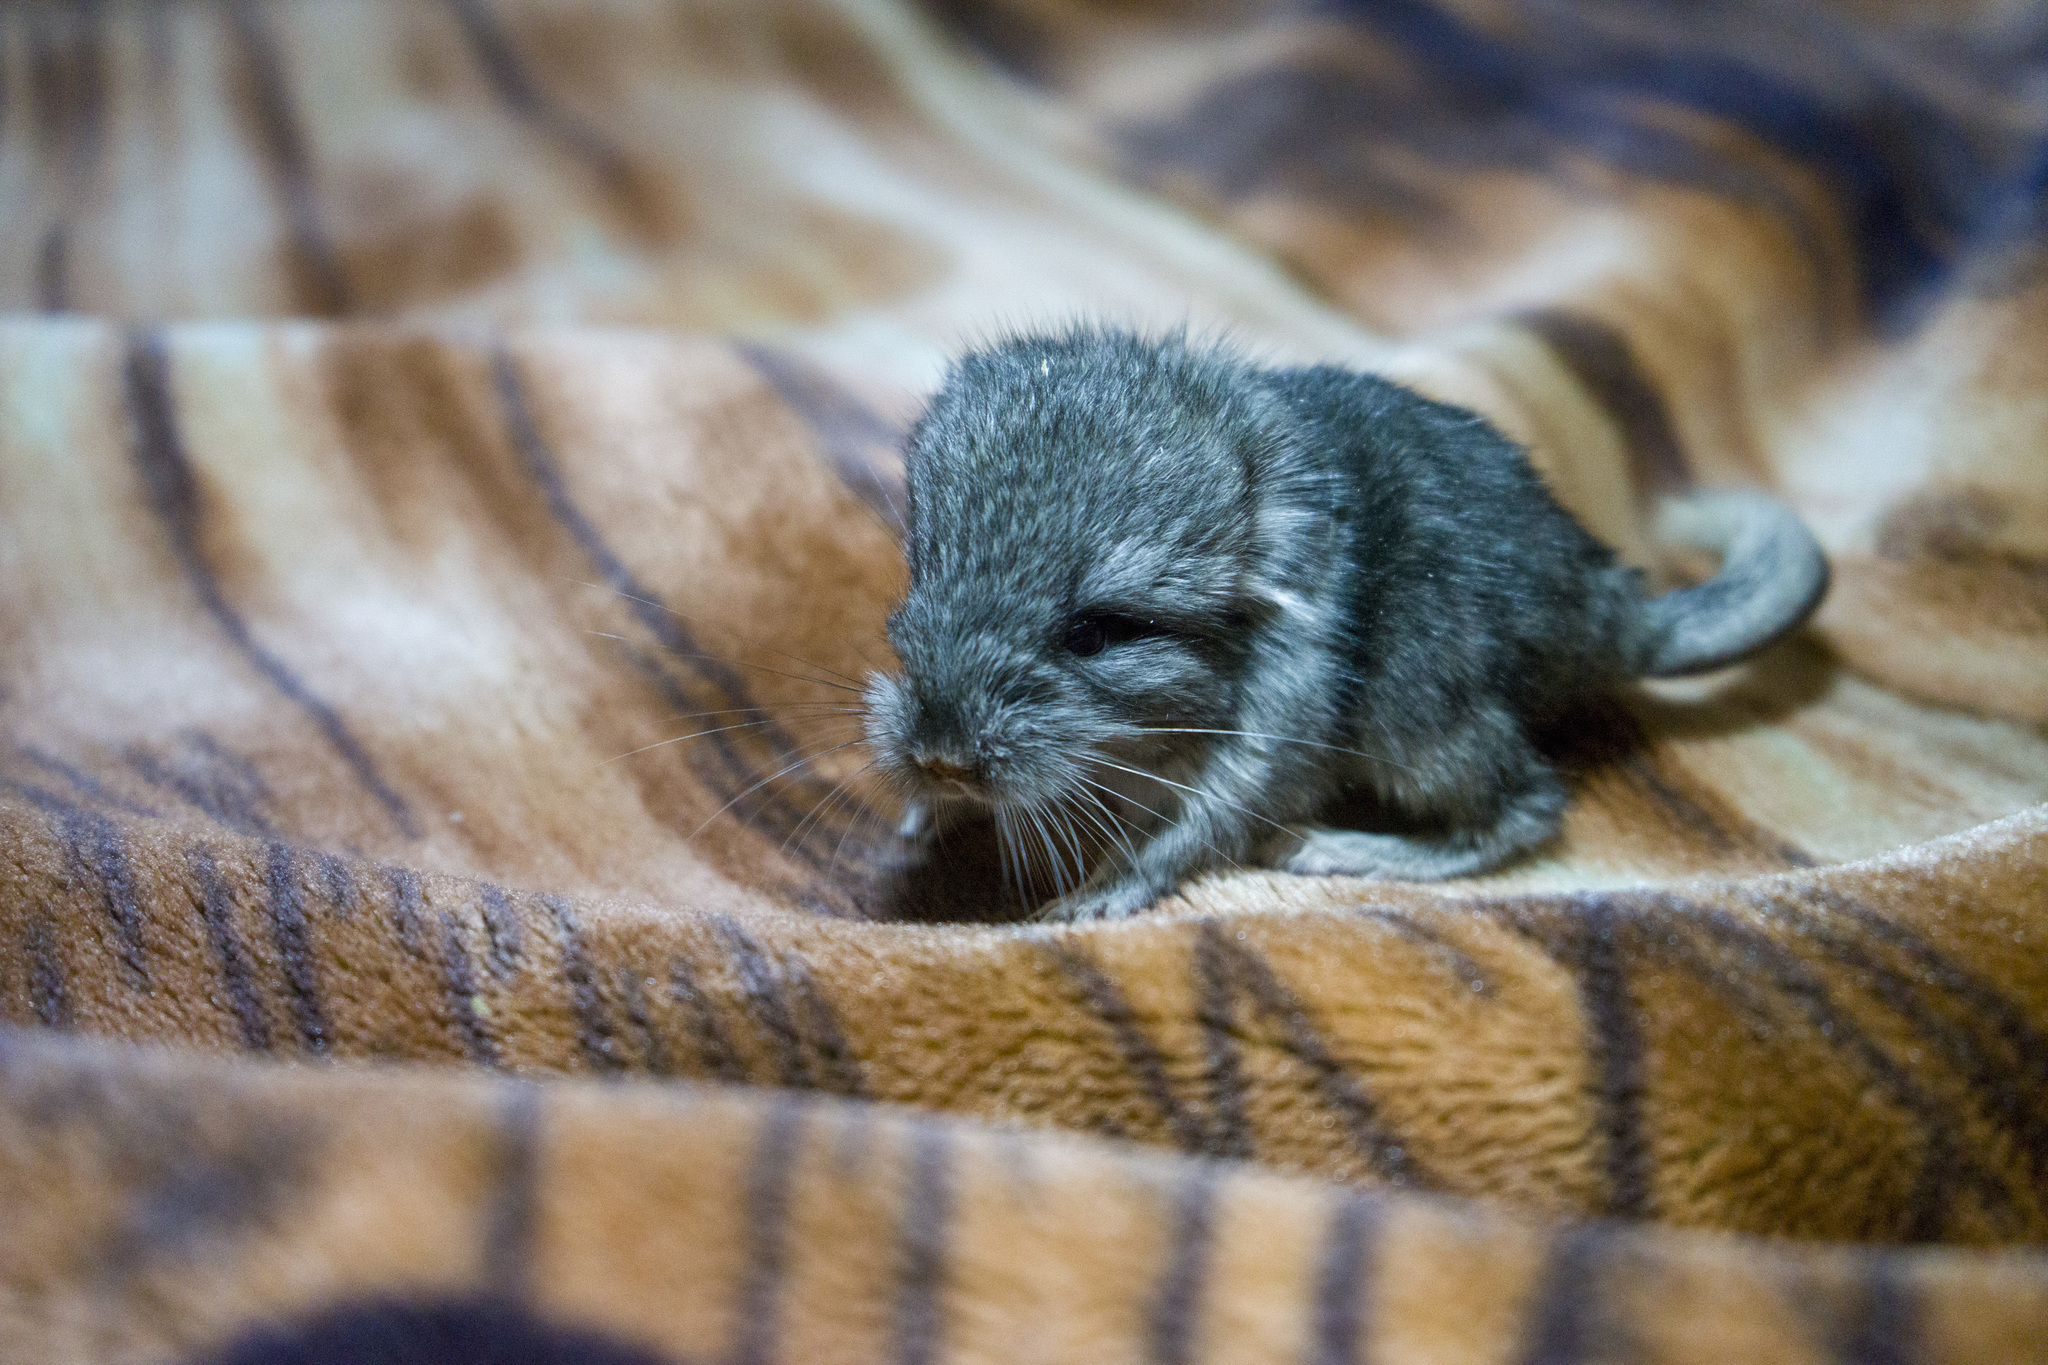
(917, 756, 979, 785)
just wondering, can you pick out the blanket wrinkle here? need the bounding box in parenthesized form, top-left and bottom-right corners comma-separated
(4, 0, 2048, 1361)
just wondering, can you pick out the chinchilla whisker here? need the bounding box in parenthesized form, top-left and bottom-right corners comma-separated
(1030, 804, 1077, 901)
(992, 806, 1012, 901)
(640, 708, 864, 737)
(606, 630, 872, 695)
(1064, 793, 1122, 864)
(852, 641, 893, 676)
(783, 758, 877, 859)
(570, 578, 870, 689)
(1056, 801, 1104, 891)
(1057, 800, 1098, 881)
(828, 795, 888, 882)
(1021, 805, 1059, 900)
(603, 716, 862, 767)
(994, 806, 1030, 910)
(650, 705, 865, 724)
(1046, 801, 1091, 890)
(1031, 805, 1069, 897)
(1072, 773, 1172, 831)
(1130, 727, 1420, 775)
(1084, 757, 1294, 838)
(1069, 788, 1141, 874)
(824, 763, 885, 842)
(1017, 804, 1048, 888)
(782, 759, 865, 853)
(1072, 774, 1190, 861)
(1015, 815, 1041, 900)
(732, 746, 874, 846)
(690, 737, 869, 840)
(582, 629, 863, 696)
(1072, 772, 1242, 874)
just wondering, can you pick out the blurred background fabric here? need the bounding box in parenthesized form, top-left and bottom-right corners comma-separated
(2, 1, 2048, 1361)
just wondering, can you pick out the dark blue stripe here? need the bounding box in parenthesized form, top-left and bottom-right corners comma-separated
(18, 744, 160, 818)
(1309, 1195, 1380, 1365)
(733, 341, 908, 534)
(222, 0, 349, 314)
(122, 335, 417, 836)
(1212, 935, 1426, 1186)
(716, 916, 811, 1089)
(385, 864, 425, 957)
(191, 845, 271, 1050)
(484, 1082, 542, 1296)
(440, 0, 632, 182)
(893, 1125, 953, 1365)
(1830, 1258, 1921, 1365)
(779, 948, 867, 1097)
(23, 2, 107, 314)
(488, 346, 874, 882)
(1513, 1224, 1622, 1365)
(1518, 311, 1689, 500)
(1192, 922, 1254, 1160)
(3, 777, 149, 984)
(1571, 896, 1652, 1220)
(123, 733, 276, 838)
(184, 1297, 680, 1365)
(730, 1098, 805, 1365)
(669, 954, 748, 1083)
(619, 969, 673, 1076)
(1320, 0, 2048, 322)
(24, 917, 69, 1028)
(438, 910, 502, 1068)
(542, 895, 622, 1073)
(314, 850, 357, 918)
(1148, 1166, 1218, 1365)
(478, 883, 523, 978)
(1631, 897, 2010, 1238)
(1493, 898, 1655, 1220)
(1789, 890, 2048, 1200)
(1044, 939, 1207, 1152)
(264, 841, 329, 1055)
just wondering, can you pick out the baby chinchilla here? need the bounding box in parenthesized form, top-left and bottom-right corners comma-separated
(861, 326, 1828, 921)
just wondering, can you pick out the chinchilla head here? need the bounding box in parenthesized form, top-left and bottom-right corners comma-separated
(863, 327, 1298, 814)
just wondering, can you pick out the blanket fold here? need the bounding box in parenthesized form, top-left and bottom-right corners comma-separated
(3, 0, 2048, 1360)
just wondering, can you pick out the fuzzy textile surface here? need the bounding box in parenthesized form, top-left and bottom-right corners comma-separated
(4, 1, 2048, 1362)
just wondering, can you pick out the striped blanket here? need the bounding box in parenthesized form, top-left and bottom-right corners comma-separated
(4, 1, 2048, 1361)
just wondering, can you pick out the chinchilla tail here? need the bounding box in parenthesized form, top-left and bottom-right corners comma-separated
(1627, 490, 1830, 678)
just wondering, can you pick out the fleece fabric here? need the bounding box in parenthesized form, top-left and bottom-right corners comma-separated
(3, 1, 2048, 1361)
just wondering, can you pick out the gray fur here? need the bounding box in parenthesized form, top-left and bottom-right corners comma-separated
(1634, 491, 1830, 677)
(862, 327, 1829, 921)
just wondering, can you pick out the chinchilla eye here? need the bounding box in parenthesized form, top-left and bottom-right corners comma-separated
(1063, 611, 1156, 657)
(1064, 616, 1108, 657)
